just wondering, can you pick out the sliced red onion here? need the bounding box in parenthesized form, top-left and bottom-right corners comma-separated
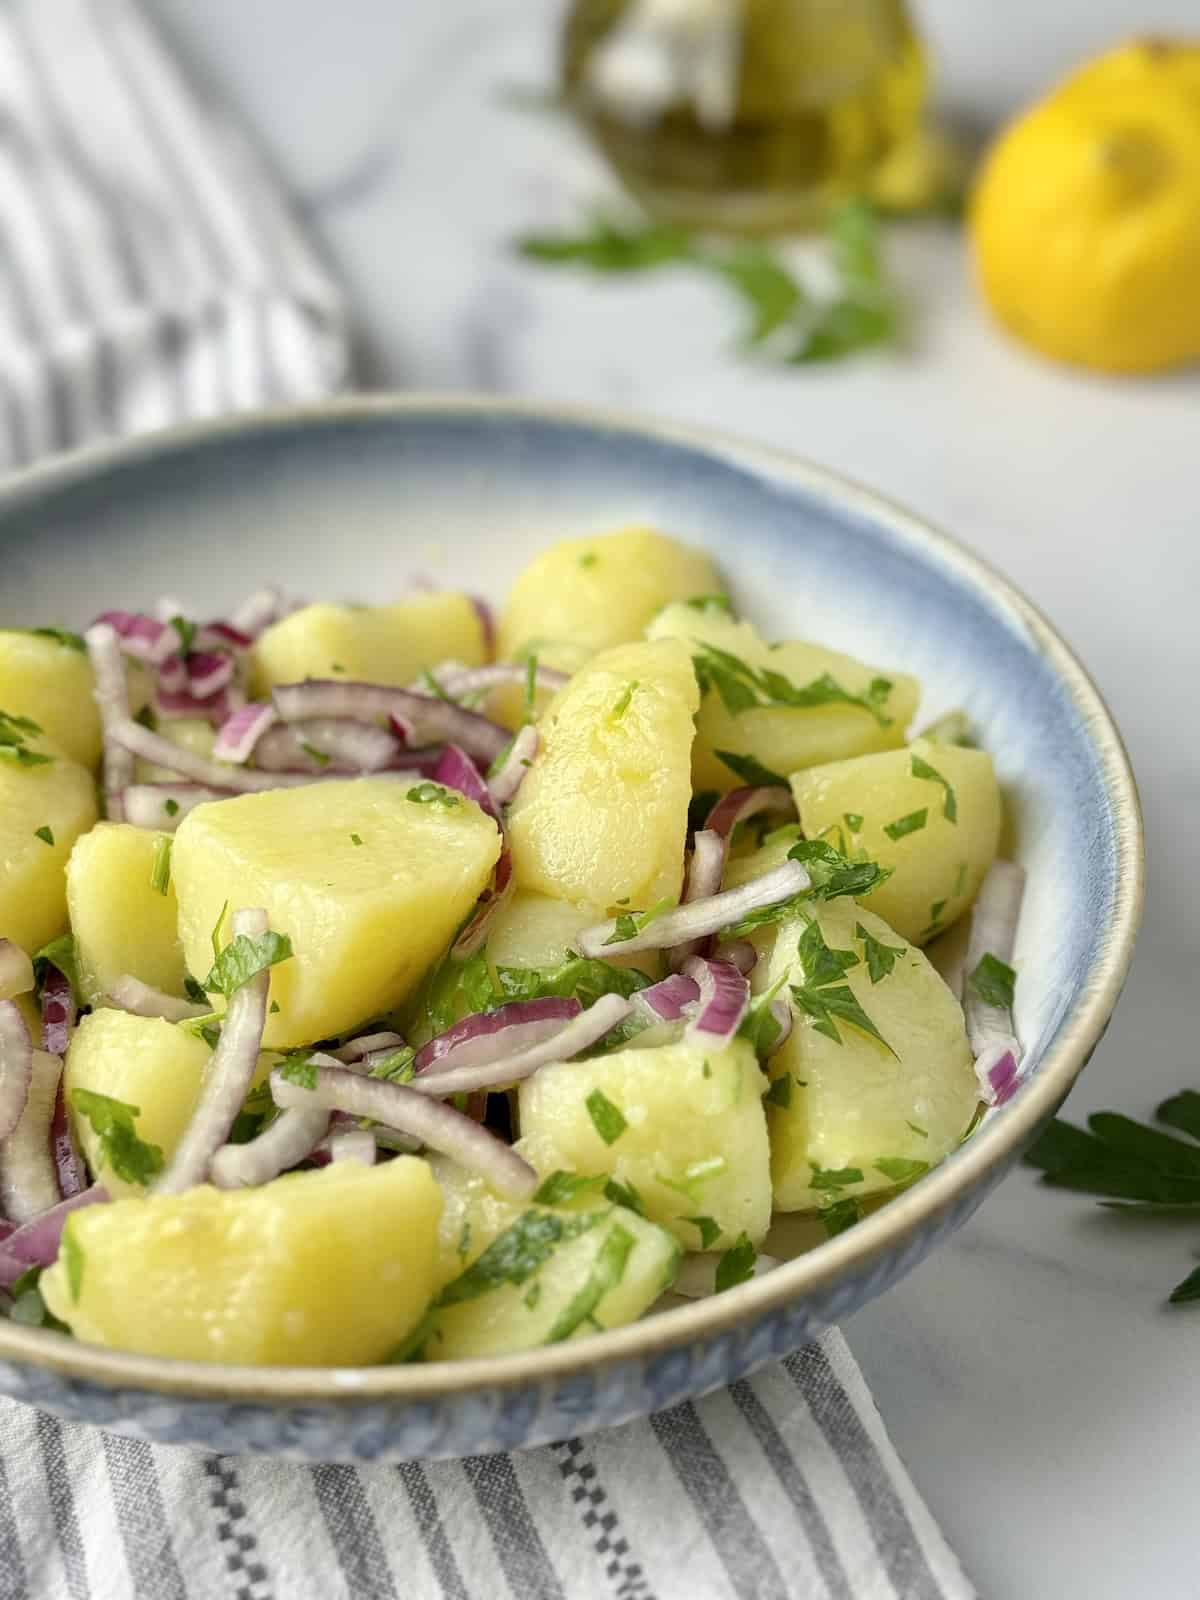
(488, 724, 539, 806)
(333, 1031, 406, 1065)
(154, 908, 272, 1194)
(327, 1129, 377, 1165)
(210, 1105, 330, 1189)
(94, 610, 177, 665)
(410, 993, 633, 1099)
(213, 702, 277, 764)
(108, 976, 209, 1023)
(451, 847, 514, 961)
(197, 622, 253, 653)
(434, 744, 501, 824)
(253, 718, 400, 774)
(157, 654, 188, 694)
(272, 681, 509, 764)
(719, 940, 758, 976)
(0, 1001, 33, 1143)
(975, 1041, 1020, 1107)
(40, 967, 76, 1057)
(111, 719, 314, 793)
(633, 972, 699, 1023)
(156, 685, 245, 726)
(472, 596, 497, 658)
(682, 957, 750, 1044)
(671, 1250, 780, 1299)
(122, 784, 226, 830)
(0, 1049, 62, 1223)
(270, 1065, 537, 1200)
(230, 587, 285, 637)
(430, 662, 569, 701)
(706, 785, 796, 840)
(0, 1185, 109, 1284)
(186, 651, 236, 699)
(415, 997, 583, 1077)
(576, 860, 810, 959)
(50, 1080, 87, 1199)
(668, 828, 728, 970)
(0, 941, 33, 1002)
(85, 622, 135, 819)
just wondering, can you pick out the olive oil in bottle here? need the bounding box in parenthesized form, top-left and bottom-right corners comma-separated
(562, 0, 927, 233)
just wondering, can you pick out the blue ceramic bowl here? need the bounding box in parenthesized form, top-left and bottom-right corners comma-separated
(0, 398, 1142, 1460)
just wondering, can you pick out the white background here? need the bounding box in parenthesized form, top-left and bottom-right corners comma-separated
(148, 4, 1199, 1594)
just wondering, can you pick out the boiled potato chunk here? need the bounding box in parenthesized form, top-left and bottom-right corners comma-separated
(791, 737, 1001, 944)
(0, 741, 98, 955)
(486, 891, 658, 979)
(507, 640, 697, 914)
(421, 1157, 680, 1359)
(249, 592, 487, 696)
(173, 777, 501, 1048)
(518, 1039, 771, 1248)
(764, 899, 977, 1211)
(498, 526, 721, 664)
(41, 1157, 442, 1365)
(67, 823, 187, 1005)
(63, 1009, 274, 1198)
(647, 603, 919, 791)
(0, 631, 101, 768)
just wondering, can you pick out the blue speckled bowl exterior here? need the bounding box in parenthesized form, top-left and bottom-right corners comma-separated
(0, 399, 1141, 1461)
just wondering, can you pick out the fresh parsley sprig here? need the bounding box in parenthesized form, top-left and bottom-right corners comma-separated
(693, 642, 894, 726)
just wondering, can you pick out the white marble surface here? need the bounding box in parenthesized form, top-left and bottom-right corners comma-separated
(148, 4, 1198, 1595)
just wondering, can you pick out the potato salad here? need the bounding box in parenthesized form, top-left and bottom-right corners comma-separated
(0, 527, 1025, 1366)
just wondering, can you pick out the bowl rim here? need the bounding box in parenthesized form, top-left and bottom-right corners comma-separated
(0, 393, 1144, 1403)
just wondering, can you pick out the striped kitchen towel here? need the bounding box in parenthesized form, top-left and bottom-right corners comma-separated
(0, 1330, 972, 1600)
(0, 0, 347, 470)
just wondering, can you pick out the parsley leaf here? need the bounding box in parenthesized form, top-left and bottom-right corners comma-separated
(534, 1170, 608, 1206)
(585, 1089, 627, 1145)
(497, 957, 651, 1013)
(28, 626, 86, 653)
(715, 1233, 757, 1292)
(164, 797, 180, 818)
(764, 1074, 793, 1109)
(737, 972, 791, 1058)
(0, 708, 52, 767)
(202, 929, 293, 999)
(875, 1157, 930, 1185)
(883, 809, 927, 841)
(821, 1196, 864, 1236)
(518, 214, 694, 271)
(350, 832, 363, 847)
(685, 1215, 722, 1250)
(810, 1165, 864, 1192)
(278, 1054, 320, 1090)
(604, 1176, 645, 1215)
(610, 680, 638, 721)
(169, 616, 197, 655)
(149, 835, 172, 895)
(183, 975, 208, 1004)
(791, 919, 896, 1056)
(300, 741, 331, 767)
(856, 922, 905, 983)
(546, 1222, 636, 1341)
(406, 782, 462, 809)
(70, 1089, 164, 1186)
(843, 812, 864, 831)
(602, 897, 675, 947)
(684, 594, 732, 615)
(368, 1047, 416, 1084)
(33, 825, 54, 846)
(970, 953, 1016, 1011)
(714, 749, 789, 788)
(910, 753, 958, 822)
(693, 644, 893, 726)
(31, 934, 81, 1006)
(714, 241, 805, 343)
(436, 1210, 606, 1306)
(579, 552, 598, 569)
(788, 838, 891, 901)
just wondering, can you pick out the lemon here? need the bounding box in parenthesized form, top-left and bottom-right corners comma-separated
(970, 39, 1200, 373)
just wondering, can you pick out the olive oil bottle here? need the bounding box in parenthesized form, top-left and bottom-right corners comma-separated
(562, 0, 927, 233)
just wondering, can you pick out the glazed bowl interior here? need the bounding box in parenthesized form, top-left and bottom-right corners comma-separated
(0, 397, 1141, 1408)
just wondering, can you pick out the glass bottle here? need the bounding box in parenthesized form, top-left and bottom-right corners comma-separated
(562, 0, 928, 233)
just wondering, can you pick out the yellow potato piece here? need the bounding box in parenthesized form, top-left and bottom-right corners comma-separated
(791, 737, 1001, 944)
(646, 603, 918, 790)
(486, 891, 660, 979)
(763, 899, 977, 1211)
(498, 526, 721, 663)
(0, 740, 98, 955)
(507, 639, 697, 914)
(0, 631, 101, 769)
(64, 1009, 274, 1199)
(173, 777, 501, 1048)
(67, 823, 187, 1005)
(135, 717, 215, 785)
(518, 1038, 771, 1248)
(249, 592, 487, 696)
(41, 1157, 442, 1365)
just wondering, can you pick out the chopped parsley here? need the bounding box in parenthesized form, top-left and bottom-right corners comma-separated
(611, 681, 638, 721)
(300, 741, 331, 767)
(791, 919, 896, 1056)
(70, 1089, 164, 1186)
(970, 953, 1016, 1011)
(534, 1170, 607, 1206)
(875, 1157, 930, 1185)
(692, 642, 893, 726)
(28, 626, 86, 652)
(737, 972, 791, 1058)
(911, 752, 957, 822)
(821, 1196, 864, 1236)
(183, 975, 208, 1004)
(585, 1089, 627, 1145)
(168, 615, 197, 655)
(658, 1157, 726, 1202)
(764, 1073, 793, 1109)
(497, 957, 651, 1014)
(715, 1233, 757, 1292)
(788, 838, 891, 902)
(202, 928, 293, 999)
(883, 808, 927, 841)
(62, 1225, 85, 1304)
(953, 861, 968, 896)
(718, 892, 811, 942)
(164, 797, 180, 817)
(524, 1282, 541, 1309)
(331, 662, 347, 674)
(855, 922, 905, 983)
(547, 1222, 636, 1341)
(0, 709, 52, 768)
(922, 899, 948, 939)
(843, 812, 864, 832)
(406, 781, 462, 809)
(368, 1047, 416, 1084)
(685, 1215, 722, 1250)
(31, 934, 81, 1006)
(684, 594, 732, 614)
(714, 749, 789, 788)
(604, 1176, 645, 1215)
(132, 703, 158, 731)
(33, 825, 54, 846)
(350, 833, 363, 847)
(579, 552, 599, 569)
(603, 896, 675, 947)
(278, 1054, 320, 1090)
(810, 1164, 864, 1192)
(906, 1120, 928, 1139)
(150, 835, 172, 895)
(436, 1209, 606, 1306)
